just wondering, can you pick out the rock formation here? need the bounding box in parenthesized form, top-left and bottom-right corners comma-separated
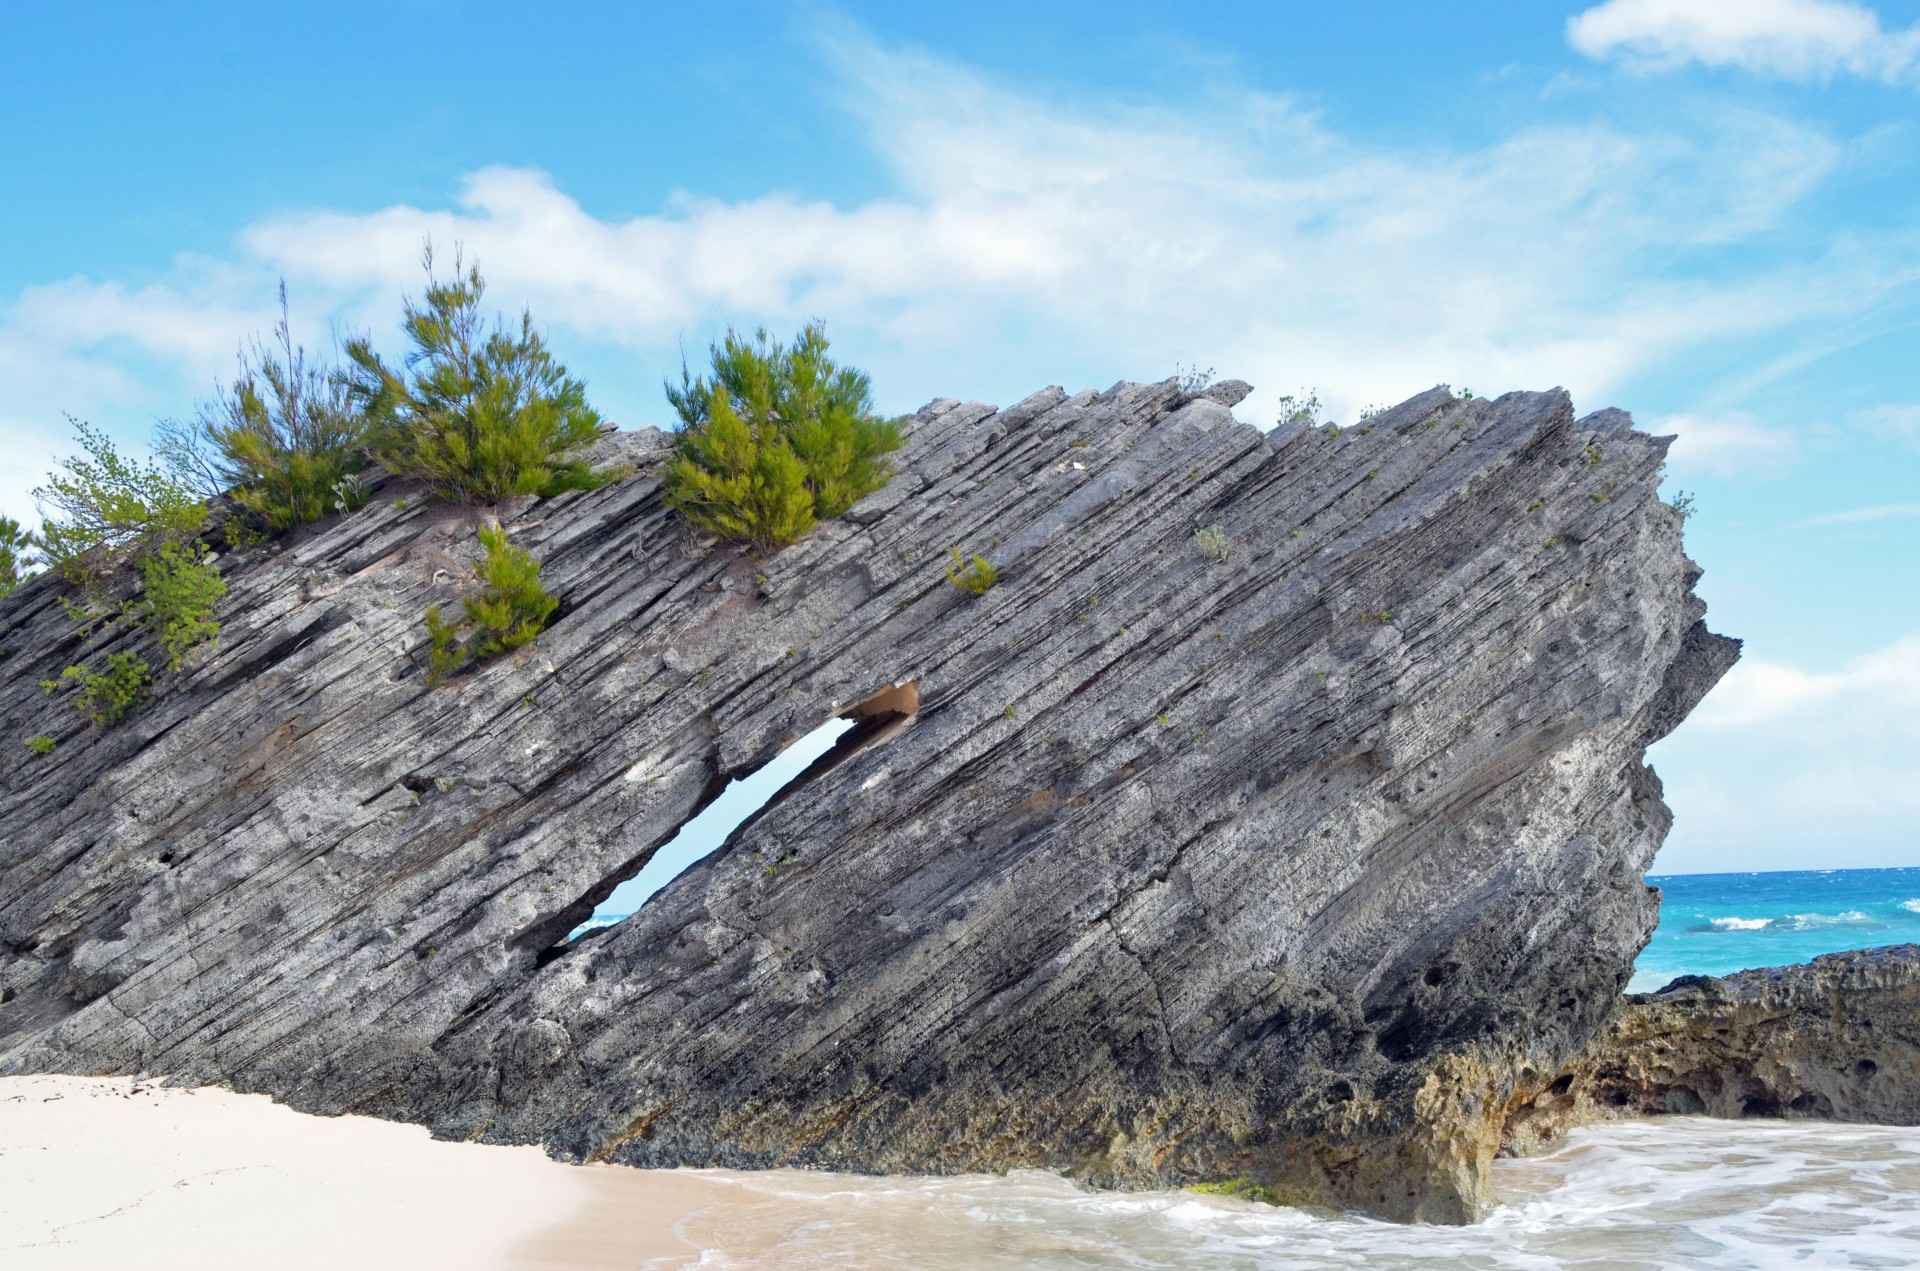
(0, 379, 1736, 1222)
(1504, 945, 1920, 1153)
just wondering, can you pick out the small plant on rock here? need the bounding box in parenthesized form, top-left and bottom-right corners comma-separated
(422, 525, 559, 686)
(33, 419, 207, 583)
(1176, 363, 1215, 392)
(158, 284, 371, 532)
(45, 651, 152, 728)
(26, 734, 56, 755)
(663, 323, 901, 552)
(130, 540, 227, 671)
(945, 547, 997, 596)
(1194, 524, 1230, 563)
(348, 247, 605, 503)
(1668, 490, 1697, 520)
(0, 515, 36, 601)
(1277, 389, 1324, 429)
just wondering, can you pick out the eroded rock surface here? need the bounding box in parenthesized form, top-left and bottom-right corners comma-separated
(0, 380, 1735, 1221)
(1505, 945, 1920, 1153)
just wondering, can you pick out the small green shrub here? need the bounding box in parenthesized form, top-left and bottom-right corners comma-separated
(348, 249, 604, 503)
(131, 540, 226, 670)
(158, 285, 371, 532)
(45, 651, 152, 727)
(1584, 445, 1604, 468)
(663, 323, 901, 551)
(0, 515, 36, 600)
(1277, 389, 1324, 428)
(1669, 490, 1697, 519)
(1175, 363, 1215, 392)
(32, 419, 207, 581)
(26, 734, 56, 755)
(1194, 524, 1230, 563)
(945, 547, 997, 596)
(422, 525, 559, 686)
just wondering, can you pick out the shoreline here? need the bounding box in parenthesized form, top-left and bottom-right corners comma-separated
(0, 1074, 734, 1271)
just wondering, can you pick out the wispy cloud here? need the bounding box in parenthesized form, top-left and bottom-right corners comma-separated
(1648, 410, 1799, 476)
(1569, 0, 1920, 84)
(1797, 502, 1920, 526)
(0, 29, 1911, 519)
(1693, 635, 1920, 727)
(1656, 633, 1920, 868)
(1855, 403, 1920, 446)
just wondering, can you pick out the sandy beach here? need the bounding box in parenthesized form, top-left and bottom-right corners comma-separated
(0, 1075, 734, 1270)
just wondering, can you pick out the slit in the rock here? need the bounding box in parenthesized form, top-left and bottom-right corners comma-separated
(566, 681, 921, 944)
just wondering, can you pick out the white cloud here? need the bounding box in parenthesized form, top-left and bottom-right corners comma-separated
(1798, 501, 1920, 525)
(0, 31, 1910, 521)
(1654, 635, 1920, 870)
(1568, 0, 1920, 83)
(1855, 402, 1920, 446)
(1648, 410, 1799, 475)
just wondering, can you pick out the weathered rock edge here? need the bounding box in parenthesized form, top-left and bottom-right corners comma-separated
(1505, 944, 1920, 1153)
(0, 380, 1736, 1222)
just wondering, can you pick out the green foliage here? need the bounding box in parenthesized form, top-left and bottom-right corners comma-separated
(661, 388, 817, 551)
(1669, 490, 1697, 520)
(663, 323, 901, 551)
(131, 540, 226, 671)
(1584, 444, 1604, 468)
(26, 735, 56, 755)
(158, 284, 371, 532)
(422, 525, 559, 686)
(1194, 524, 1230, 563)
(45, 651, 152, 728)
(1187, 1176, 1283, 1206)
(0, 515, 37, 600)
(1276, 389, 1323, 428)
(466, 525, 558, 657)
(32, 419, 207, 580)
(347, 249, 604, 503)
(945, 547, 997, 596)
(1175, 363, 1215, 392)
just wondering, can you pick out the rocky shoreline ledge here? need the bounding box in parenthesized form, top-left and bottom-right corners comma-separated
(1506, 943, 1920, 1154)
(3, 380, 1738, 1222)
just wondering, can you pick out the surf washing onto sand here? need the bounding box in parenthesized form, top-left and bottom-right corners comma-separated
(595, 867, 1920, 1268)
(646, 1119, 1920, 1268)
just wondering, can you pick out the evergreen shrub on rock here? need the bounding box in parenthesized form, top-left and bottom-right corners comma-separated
(424, 525, 559, 686)
(0, 516, 34, 600)
(348, 250, 604, 503)
(662, 323, 900, 552)
(159, 285, 370, 533)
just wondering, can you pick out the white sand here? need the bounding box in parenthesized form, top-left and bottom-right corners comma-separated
(0, 1074, 735, 1270)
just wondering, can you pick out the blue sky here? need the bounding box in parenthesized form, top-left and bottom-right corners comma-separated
(2, 0, 1916, 874)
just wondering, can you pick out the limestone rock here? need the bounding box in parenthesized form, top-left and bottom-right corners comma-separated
(1507, 945, 1920, 1152)
(0, 379, 1734, 1222)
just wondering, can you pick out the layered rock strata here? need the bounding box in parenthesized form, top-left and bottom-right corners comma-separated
(0, 379, 1735, 1221)
(1504, 945, 1920, 1153)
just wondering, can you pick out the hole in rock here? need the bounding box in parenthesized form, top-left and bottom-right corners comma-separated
(573, 681, 919, 940)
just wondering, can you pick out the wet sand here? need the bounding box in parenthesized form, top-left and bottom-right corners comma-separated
(0, 1074, 733, 1270)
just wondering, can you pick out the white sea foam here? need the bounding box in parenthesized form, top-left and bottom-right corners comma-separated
(653, 1120, 1920, 1269)
(1902, 898, 1920, 915)
(1707, 916, 1770, 931)
(1784, 909, 1873, 930)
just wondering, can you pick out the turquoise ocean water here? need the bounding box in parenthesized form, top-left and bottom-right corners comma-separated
(1631, 866, 1920, 992)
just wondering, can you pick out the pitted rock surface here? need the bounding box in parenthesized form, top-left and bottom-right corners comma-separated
(1504, 944, 1920, 1153)
(0, 379, 1735, 1221)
